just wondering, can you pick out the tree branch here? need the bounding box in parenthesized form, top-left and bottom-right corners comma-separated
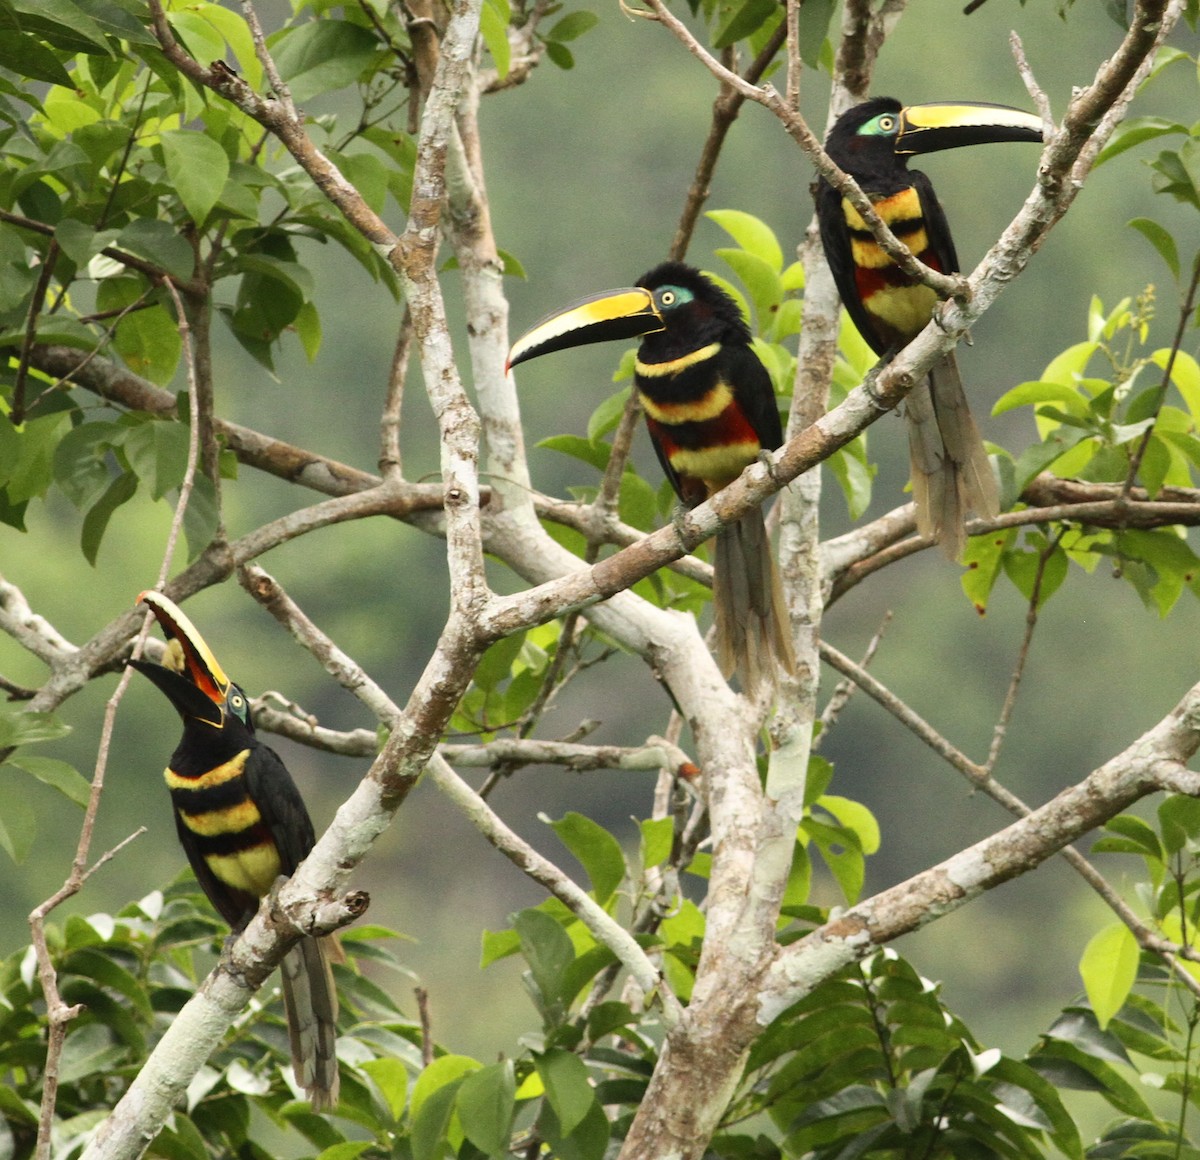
(762, 678, 1200, 1019)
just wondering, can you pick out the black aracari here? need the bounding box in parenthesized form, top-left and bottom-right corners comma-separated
(508, 261, 794, 695)
(130, 591, 339, 1110)
(816, 97, 1043, 558)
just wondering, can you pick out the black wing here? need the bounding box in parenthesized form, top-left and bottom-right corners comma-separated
(910, 168, 960, 275)
(722, 342, 782, 451)
(243, 742, 317, 878)
(816, 177, 890, 357)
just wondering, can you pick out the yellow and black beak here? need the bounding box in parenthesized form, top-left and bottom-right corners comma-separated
(507, 288, 664, 372)
(130, 591, 233, 728)
(896, 101, 1044, 155)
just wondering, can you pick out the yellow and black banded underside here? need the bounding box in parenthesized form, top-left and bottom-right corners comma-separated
(635, 346, 771, 504)
(843, 187, 943, 345)
(165, 749, 283, 906)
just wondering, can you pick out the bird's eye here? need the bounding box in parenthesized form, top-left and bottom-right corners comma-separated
(229, 693, 245, 711)
(660, 291, 676, 306)
(878, 115, 895, 131)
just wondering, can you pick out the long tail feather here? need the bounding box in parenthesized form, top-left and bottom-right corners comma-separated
(712, 509, 796, 696)
(281, 935, 340, 1110)
(905, 352, 999, 561)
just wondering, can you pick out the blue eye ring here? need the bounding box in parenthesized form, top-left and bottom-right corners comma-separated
(860, 112, 898, 137)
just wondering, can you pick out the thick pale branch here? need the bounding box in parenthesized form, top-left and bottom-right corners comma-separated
(761, 679, 1200, 1019)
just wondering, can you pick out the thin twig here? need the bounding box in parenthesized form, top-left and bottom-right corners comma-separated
(815, 611, 891, 747)
(1123, 256, 1200, 497)
(985, 529, 1065, 772)
(818, 636, 1200, 994)
(28, 274, 203, 1155)
(381, 307, 414, 480)
(415, 986, 434, 1067)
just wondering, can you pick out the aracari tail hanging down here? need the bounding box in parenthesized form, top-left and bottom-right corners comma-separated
(130, 591, 340, 1111)
(816, 97, 1043, 559)
(508, 261, 795, 695)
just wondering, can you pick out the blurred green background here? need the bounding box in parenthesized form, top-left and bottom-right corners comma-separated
(2, 0, 1197, 1074)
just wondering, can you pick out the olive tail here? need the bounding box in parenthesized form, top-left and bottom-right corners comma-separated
(906, 352, 999, 561)
(280, 935, 340, 1110)
(712, 508, 796, 696)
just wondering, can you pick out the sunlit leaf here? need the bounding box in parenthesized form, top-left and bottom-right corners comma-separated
(1079, 924, 1138, 1030)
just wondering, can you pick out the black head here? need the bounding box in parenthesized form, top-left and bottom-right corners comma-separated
(507, 261, 751, 371)
(636, 261, 751, 348)
(824, 97, 906, 173)
(825, 97, 1044, 173)
(130, 591, 255, 742)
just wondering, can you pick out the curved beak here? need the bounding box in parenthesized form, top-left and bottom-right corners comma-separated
(507, 288, 664, 372)
(896, 101, 1044, 155)
(130, 590, 232, 727)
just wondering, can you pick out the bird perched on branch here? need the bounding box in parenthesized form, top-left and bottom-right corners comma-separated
(816, 97, 1043, 558)
(130, 591, 340, 1110)
(508, 261, 795, 695)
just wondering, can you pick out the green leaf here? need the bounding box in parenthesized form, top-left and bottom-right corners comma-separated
(409, 1053, 481, 1122)
(473, 631, 525, 692)
(0, 707, 71, 748)
(332, 149, 388, 214)
(537, 434, 609, 472)
(992, 380, 1090, 420)
(618, 470, 658, 532)
(359, 1057, 408, 1120)
(457, 1060, 515, 1158)
(13, 0, 110, 53)
(1094, 116, 1186, 167)
(585, 387, 631, 442)
(713, 0, 776, 47)
(817, 795, 880, 855)
(1152, 348, 1200, 418)
(538, 1089, 608, 1160)
(480, 926, 521, 968)
(123, 421, 193, 499)
(177, 474, 218, 563)
(6, 412, 70, 505)
(716, 249, 782, 328)
(270, 20, 381, 103)
(314, 1145, 371, 1160)
(546, 10, 598, 40)
(160, 131, 229, 228)
(0, 787, 36, 863)
(1080, 924, 1138, 1030)
(1002, 542, 1068, 607)
(535, 1049, 593, 1136)
(804, 817, 864, 904)
(1128, 217, 1180, 280)
(113, 302, 183, 386)
(827, 443, 874, 520)
(707, 209, 784, 273)
(0, 31, 73, 86)
(64, 948, 153, 1016)
(544, 40, 573, 69)
(57, 1023, 127, 1085)
(5, 754, 90, 807)
(115, 219, 194, 282)
(54, 217, 119, 266)
(795, 0, 836, 67)
(515, 908, 574, 1013)
(81, 470, 136, 565)
(410, 1079, 461, 1160)
(481, 0, 510, 78)
(549, 812, 626, 906)
(640, 816, 673, 869)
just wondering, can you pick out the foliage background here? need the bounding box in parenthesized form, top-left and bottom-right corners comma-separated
(0, 0, 1196, 1113)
